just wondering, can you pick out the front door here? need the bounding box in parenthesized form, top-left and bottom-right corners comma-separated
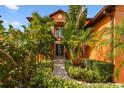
(56, 44, 64, 56)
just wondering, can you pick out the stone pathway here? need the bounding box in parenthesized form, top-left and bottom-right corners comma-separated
(53, 56, 85, 85)
(53, 56, 69, 79)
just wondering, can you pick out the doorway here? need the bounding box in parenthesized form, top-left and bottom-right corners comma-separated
(56, 44, 64, 56)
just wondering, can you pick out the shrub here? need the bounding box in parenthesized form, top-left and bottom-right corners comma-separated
(92, 61, 114, 82)
(68, 66, 82, 79)
(65, 62, 100, 83)
(80, 68, 100, 83)
(82, 59, 114, 82)
(31, 62, 82, 88)
(64, 61, 71, 71)
(30, 61, 124, 88)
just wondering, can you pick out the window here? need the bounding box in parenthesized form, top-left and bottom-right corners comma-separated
(55, 27, 63, 37)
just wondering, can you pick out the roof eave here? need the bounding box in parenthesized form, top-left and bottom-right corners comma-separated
(49, 9, 66, 17)
(85, 5, 115, 27)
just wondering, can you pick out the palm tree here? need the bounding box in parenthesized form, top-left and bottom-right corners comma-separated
(62, 5, 97, 64)
(62, 5, 86, 61)
(76, 28, 98, 59)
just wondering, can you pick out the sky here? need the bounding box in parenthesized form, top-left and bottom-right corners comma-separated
(0, 5, 104, 30)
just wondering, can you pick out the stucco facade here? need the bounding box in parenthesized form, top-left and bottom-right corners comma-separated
(50, 10, 66, 57)
(86, 5, 124, 83)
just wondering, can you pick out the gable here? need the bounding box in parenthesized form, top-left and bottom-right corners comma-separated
(50, 10, 66, 23)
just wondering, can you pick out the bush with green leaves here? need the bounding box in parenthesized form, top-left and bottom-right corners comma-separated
(0, 13, 55, 87)
(65, 62, 100, 83)
(80, 68, 100, 83)
(31, 62, 82, 88)
(82, 59, 114, 82)
(29, 62, 124, 88)
(65, 62, 81, 79)
(67, 65, 82, 79)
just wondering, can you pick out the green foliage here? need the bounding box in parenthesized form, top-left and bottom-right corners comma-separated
(65, 62, 100, 83)
(80, 68, 100, 83)
(68, 5, 82, 22)
(31, 62, 124, 88)
(29, 12, 55, 59)
(31, 61, 82, 88)
(82, 59, 114, 82)
(0, 17, 5, 33)
(62, 6, 98, 63)
(68, 65, 83, 79)
(62, 5, 88, 61)
(0, 13, 54, 87)
(65, 60, 114, 83)
(1, 61, 121, 88)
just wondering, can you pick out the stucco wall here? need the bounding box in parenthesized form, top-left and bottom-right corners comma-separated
(115, 5, 124, 25)
(114, 5, 124, 83)
(50, 11, 65, 57)
(51, 12, 65, 37)
(51, 12, 66, 23)
(88, 6, 124, 83)
(88, 10, 115, 62)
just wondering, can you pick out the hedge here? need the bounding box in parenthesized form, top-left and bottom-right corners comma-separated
(82, 59, 114, 82)
(65, 62, 100, 83)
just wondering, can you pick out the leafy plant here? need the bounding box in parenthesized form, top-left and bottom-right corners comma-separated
(82, 59, 114, 82)
(0, 13, 54, 87)
(62, 5, 97, 64)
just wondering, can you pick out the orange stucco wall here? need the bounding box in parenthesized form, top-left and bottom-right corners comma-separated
(115, 5, 124, 25)
(51, 12, 65, 37)
(87, 10, 114, 62)
(114, 5, 124, 83)
(50, 11, 66, 57)
(88, 6, 124, 83)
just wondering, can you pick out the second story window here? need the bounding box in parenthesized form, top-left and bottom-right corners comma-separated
(55, 27, 63, 37)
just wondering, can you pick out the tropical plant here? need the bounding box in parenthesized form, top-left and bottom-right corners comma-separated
(62, 5, 97, 64)
(62, 5, 86, 61)
(28, 12, 55, 60)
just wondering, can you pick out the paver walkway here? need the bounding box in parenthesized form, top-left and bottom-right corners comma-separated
(53, 56, 69, 79)
(53, 56, 85, 84)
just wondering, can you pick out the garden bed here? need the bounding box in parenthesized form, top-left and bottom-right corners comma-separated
(1, 61, 123, 88)
(65, 59, 114, 83)
(30, 61, 124, 88)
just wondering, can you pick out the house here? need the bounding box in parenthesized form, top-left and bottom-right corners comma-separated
(27, 5, 124, 82)
(50, 9, 66, 57)
(85, 5, 124, 83)
(50, 5, 124, 83)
